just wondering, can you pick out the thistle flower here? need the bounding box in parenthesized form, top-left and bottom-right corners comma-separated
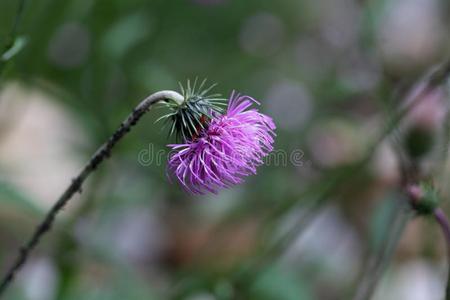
(167, 92, 276, 194)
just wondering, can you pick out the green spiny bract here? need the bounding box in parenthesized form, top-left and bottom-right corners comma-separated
(157, 79, 227, 141)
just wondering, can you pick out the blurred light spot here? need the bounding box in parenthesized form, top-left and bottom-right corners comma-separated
(317, 0, 361, 50)
(370, 141, 400, 185)
(21, 258, 57, 300)
(185, 293, 216, 300)
(47, 22, 90, 69)
(102, 12, 153, 59)
(307, 120, 365, 168)
(0, 84, 87, 209)
(282, 206, 361, 283)
(295, 38, 335, 81)
(338, 52, 381, 92)
(197, 188, 243, 221)
(114, 207, 168, 264)
(374, 261, 443, 300)
(403, 87, 448, 130)
(239, 12, 285, 57)
(266, 80, 313, 131)
(377, 0, 445, 70)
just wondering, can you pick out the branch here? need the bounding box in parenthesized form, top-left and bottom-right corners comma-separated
(230, 57, 450, 294)
(0, 90, 184, 297)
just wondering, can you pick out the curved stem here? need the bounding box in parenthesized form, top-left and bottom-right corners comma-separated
(0, 90, 183, 297)
(434, 208, 450, 300)
(352, 202, 411, 300)
(228, 58, 450, 295)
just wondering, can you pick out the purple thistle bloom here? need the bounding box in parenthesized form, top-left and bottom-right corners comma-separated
(167, 92, 276, 194)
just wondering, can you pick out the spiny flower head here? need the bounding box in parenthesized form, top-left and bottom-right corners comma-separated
(167, 92, 276, 195)
(157, 79, 227, 141)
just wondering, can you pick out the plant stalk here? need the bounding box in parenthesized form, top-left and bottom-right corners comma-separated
(0, 90, 184, 297)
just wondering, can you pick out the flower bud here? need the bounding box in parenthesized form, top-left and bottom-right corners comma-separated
(407, 182, 439, 215)
(157, 79, 226, 141)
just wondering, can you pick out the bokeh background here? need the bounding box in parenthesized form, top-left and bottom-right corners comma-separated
(1, 0, 450, 299)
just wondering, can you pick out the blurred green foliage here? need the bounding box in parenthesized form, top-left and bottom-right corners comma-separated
(1, 0, 450, 299)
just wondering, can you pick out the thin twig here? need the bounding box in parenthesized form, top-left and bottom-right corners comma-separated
(349, 57, 450, 300)
(352, 200, 411, 300)
(0, 90, 184, 297)
(227, 58, 450, 295)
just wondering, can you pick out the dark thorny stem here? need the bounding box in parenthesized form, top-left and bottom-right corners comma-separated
(434, 208, 450, 300)
(0, 90, 184, 297)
